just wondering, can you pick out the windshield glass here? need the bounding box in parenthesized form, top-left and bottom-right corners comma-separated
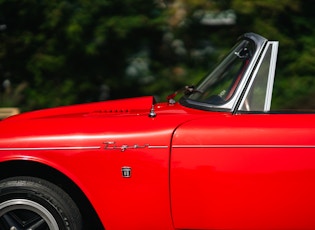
(186, 39, 255, 105)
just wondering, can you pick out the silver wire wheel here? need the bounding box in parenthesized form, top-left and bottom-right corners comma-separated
(0, 198, 59, 230)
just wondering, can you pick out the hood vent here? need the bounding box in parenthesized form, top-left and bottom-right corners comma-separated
(91, 108, 130, 114)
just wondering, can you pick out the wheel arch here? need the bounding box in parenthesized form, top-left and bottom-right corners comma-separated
(0, 160, 105, 229)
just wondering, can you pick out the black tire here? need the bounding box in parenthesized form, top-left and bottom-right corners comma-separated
(0, 176, 82, 230)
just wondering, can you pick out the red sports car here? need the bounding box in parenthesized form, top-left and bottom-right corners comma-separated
(1, 32, 315, 230)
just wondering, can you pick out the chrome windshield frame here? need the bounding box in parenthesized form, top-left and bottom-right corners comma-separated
(180, 33, 268, 112)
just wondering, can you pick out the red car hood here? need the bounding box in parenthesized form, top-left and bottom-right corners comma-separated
(4, 96, 156, 121)
(0, 95, 216, 152)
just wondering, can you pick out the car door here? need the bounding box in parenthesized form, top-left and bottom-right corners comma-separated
(170, 40, 315, 229)
(170, 113, 315, 230)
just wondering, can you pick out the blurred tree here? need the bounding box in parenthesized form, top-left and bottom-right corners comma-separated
(0, 0, 168, 110)
(232, 0, 315, 109)
(1, 0, 315, 111)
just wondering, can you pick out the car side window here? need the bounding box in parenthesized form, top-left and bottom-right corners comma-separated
(239, 42, 278, 112)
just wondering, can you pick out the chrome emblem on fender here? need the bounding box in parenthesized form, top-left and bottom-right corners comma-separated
(104, 141, 149, 152)
(121, 166, 132, 178)
(103, 141, 168, 152)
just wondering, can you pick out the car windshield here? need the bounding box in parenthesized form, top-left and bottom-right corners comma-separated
(185, 39, 255, 106)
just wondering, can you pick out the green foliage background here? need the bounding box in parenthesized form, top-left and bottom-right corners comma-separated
(1, 0, 315, 111)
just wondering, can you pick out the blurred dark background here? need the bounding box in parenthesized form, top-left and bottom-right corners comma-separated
(1, 0, 315, 111)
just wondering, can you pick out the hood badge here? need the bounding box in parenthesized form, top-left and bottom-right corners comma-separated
(104, 141, 149, 152)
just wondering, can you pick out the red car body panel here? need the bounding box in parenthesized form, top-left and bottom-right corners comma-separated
(1, 33, 315, 229)
(171, 113, 315, 229)
(0, 96, 207, 229)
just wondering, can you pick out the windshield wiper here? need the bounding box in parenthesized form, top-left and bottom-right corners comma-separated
(167, 85, 201, 104)
(184, 85, 198, 95)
